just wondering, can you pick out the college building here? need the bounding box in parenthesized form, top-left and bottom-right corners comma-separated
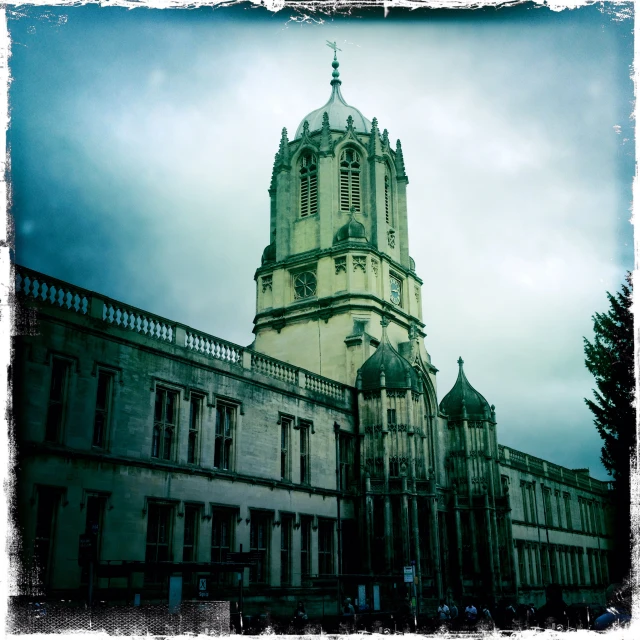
(12, 52, 613, 617)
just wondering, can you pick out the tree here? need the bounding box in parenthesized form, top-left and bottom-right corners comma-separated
(584, 272, 635, 581)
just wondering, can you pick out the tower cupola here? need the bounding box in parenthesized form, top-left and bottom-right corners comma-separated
(439, 357, 491, 420)
(294, 51, 371, 139)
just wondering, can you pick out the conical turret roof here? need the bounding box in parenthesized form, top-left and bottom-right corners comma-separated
(294, 53, 371, 140)
(439, 358, 491, 419)
(358, 321, 421, 392)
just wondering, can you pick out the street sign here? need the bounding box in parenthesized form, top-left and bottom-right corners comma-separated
(403, 566, 413, 583)
(198, 577, 209, 599)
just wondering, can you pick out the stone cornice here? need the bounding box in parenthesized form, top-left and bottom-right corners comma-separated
(255, 244, 421, 284)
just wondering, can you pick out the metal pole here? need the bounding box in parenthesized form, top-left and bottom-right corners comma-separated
(239, 544, 244, 633)
(88, 560, 94, 609)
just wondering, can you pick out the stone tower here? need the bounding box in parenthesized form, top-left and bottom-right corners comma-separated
(253, 51, 428, 386)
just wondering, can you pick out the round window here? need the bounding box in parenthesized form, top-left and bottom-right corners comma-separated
(293, 271, 317, 300)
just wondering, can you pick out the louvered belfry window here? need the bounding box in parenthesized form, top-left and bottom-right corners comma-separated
(339, 148, 361, 212)
(300, 152, 318, 217)
(384, 172, 390, 224)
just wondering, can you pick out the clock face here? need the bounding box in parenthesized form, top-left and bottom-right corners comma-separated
(390, 276, 402, 306)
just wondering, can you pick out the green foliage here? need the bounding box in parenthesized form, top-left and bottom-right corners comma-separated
(584, 273, 635, 481)
(584, 273, 635, 580)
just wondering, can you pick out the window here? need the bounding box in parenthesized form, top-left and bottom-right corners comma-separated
(183, 505, 199, 563)
(527, 484, 537, 523)
(211, 508, 234, 584)
(145, 503, 173, 583)
(339, 434, 354, 491)
(318, 519, 334, 575)
(300, 516, 312, 579)
(387, 408, 397, 425)
(527, 545, 537, 584)
(281, 417, 292, 481)
(293, 271, 317, 300)
(518, 543, 527, 585)
(34, 487, 61, 586)
(384, 172, 391, 224)
(542, 488, 553, 527)
(578, 548, 585, 584)
(93, 371, 113, 448)
(81, 494, 106, 582)
(549, 546, 558, 583)
(540, 545, 550, 583)
(250, 512, 270, 583)
(300, 422, 310, 484)
(215, 403, 235, 470)
(280, 515, 293, 586)
(563, 493, 573, 530)
(45, 358, 70, 442)
(188, 396, 202, 464)
(153, 389, 178, 460)
(339, 148, 361, 212)
(299, 152, 318, 217)
(555, 491, 563, 528)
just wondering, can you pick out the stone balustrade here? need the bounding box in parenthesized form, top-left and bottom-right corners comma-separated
(15, 265, 352, 405)
(499, 443, 610, 494)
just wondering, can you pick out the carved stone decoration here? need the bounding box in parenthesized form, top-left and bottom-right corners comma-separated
(262, 275, 273, 293)
(387, 229, 396, 248)
(371, 259, 379, 276)
(334, 256, 347, 274)
(415, 285, 420, 303)
(353, 256, 367, 272)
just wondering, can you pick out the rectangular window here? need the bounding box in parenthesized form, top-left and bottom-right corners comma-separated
(187, 396, 202, 464)
(549, 546, 558, 583)
(280, 515, 293, 586)
(563, 493, 573, 530)
(578, 548, 585, 584)
(93, 370, 113, 448)
(543, 488, 553, 527)
(540, 545, 550, 583)
(555, 491, 563, 528)
(45, 359, 70, 442)
(215, 403, 235, 470)
(81, 494, 106, 582)
(34, 487, 61, 586)
(153, 388, 178, 461)
(211, 508, 234, 584)
(145, 503, 173, 583)
(318, 519, 334, 575)
(339, 434, 354, 491)
(387, 408, 397, 425)
(281, 418, 292, 481)
(300, 517, 311, 580)
(528, 485, 537, 523)
(250, 511, 270, 584)
(300, 422, 310, 484)
(521, 484, 529, 523)
(518, 543, 527, 585)
(183, 505, 198, 563)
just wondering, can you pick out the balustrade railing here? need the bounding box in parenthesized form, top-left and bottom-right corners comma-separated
(103, 301, 174, 343)
(305, 371, 343, 399)
(251, 353, 298, 384)
(184, 330, 242, 364)
(16, 269, 89, 315)
(14, 265, 354, 404)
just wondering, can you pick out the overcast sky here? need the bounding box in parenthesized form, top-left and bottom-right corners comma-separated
(9, 4, 633, 480)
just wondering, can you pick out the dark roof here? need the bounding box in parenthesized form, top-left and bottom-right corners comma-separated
(358, 331, 421, 392)
(439, 357, 491, 420)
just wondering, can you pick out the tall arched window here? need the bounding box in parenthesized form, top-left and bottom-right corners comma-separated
(299, 152, 318, 217)
(384, 172, 391, 224)
(339, 148, 361, 212)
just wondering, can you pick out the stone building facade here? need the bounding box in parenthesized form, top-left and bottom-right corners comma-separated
(12, 53, 613, 616)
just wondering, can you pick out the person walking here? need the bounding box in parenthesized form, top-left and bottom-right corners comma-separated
(464, 602, 478, 623)
(438, 599, 451, 622)
(293, 601, 308, 630)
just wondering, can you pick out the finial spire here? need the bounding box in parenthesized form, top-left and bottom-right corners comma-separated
(457, 356, 464, 369)
(326, 40, 342, 86)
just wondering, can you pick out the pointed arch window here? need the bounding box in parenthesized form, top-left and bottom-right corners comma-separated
(299, 152, 318, 218)
(384, 166, 393, 224)
(339, 148, 361, 212)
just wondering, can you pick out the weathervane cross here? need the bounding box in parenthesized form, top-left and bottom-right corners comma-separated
(326, 41, 342, 55)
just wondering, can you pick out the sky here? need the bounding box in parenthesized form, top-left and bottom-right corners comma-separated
(8, 3, 634, 480)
